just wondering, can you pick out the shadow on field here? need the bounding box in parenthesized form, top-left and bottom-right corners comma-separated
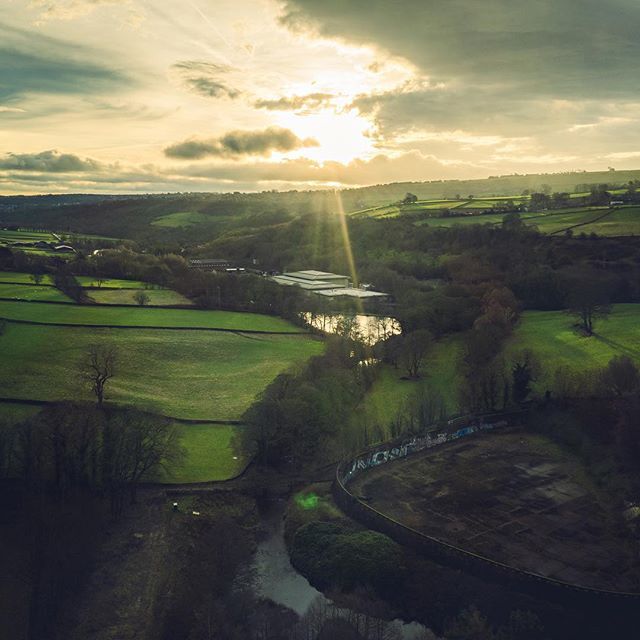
(594, 334, 640, 359)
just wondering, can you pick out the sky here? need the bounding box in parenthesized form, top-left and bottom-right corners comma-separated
(2, 0, 640, 194)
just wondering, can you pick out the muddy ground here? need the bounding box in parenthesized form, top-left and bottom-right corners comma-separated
(350, 429, 640, 591)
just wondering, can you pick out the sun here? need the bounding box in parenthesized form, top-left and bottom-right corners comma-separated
(273, 108, 375, 164)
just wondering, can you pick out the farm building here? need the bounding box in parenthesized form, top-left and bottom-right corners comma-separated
(272, 270, 350, 290)
(189, 258, 231, 271)
(314, 287, 389, 301)
(272, 270, 388, 300)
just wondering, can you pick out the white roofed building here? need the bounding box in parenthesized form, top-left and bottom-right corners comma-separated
(271, 269, 388, 301)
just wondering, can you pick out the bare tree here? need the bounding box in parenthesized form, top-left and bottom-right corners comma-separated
(400, 330, 432, 378)
(80, 344, 117, 404)
(565, 275, 611, 335)
(133, 290, 150, 306)
(104, 410, 183, 511)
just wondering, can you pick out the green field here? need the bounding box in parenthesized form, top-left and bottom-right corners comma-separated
(351, 192, 640, 237)
(164, 423, 245, 483)
(0, 402, 245, 483)
(350, 196, 528, 220)
(0, 299, 303, 332)
(570, 206, 640, 236)
(0, 271, 55, 285)
(0, 322, 322, 421)
(151, 211, 212, 228)
(88, 288, 193, 306)
(356, 336, 463, 438)
(0, 229, 56, 243)
(77, 276, 149, 289)
(507, 304, 640, 389)
(0, 272, 153, 290)
(0, 283, 72, 303)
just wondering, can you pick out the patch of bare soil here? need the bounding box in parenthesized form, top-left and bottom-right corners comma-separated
(351, 430, 640, 592)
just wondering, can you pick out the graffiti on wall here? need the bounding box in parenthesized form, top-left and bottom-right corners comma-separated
(341, 419, 508, 485)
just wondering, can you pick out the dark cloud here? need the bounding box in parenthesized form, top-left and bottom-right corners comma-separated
(279, 0, 640, 159)
(254, 92, 334, 111)
(0, 150, 102, 173)
(280, 1, 640, 99)
(172, 60, 240, 99)
(0, 22, 129, 101)
(164, 127, 319, 159)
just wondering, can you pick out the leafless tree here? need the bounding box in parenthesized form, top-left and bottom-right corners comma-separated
(400, 329, 432, 378)
(105, 410, 183, 511)
(80, 344, 117, 404)
(133, 290, 150, 306)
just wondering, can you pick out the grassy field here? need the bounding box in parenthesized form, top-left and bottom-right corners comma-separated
(151, 211, 212, 228)
(413, 204, 640, 236)
(163, 423, 245, 483)
(356, 337, 463, 439)
(88, 288, 193, 306)
(507, 304, 640, 389)
(77, 276, 149, 289)
(0, 271, 55, 285)
(350, 192, 639, 237)
(0, 272, 150, 289)
(0, 299, 304, 332)
(0, 229, 56, 243)
(571, 206, 640, 236)
(0, 283, 72, 303)
(0, 401, 246, 483)
(0, 322, 322, 421)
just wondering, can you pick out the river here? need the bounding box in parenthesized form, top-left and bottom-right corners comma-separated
(249, 500, 433, 639)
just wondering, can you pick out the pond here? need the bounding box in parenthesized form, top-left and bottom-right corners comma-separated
(302, 313, 401, 345)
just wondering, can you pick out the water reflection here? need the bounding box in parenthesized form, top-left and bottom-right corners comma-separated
(302, 313, 401, 345)
(250, 502, 433, 639)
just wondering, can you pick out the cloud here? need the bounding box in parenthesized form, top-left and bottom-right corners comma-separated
(0, 22, 130, 101)
(0, 150, 102, 172)
(254, 92, 334, 111)
(178, 151, 476, 185)
(280, 1, 640, 100)
(279, 0, 640, 162)
(172, 60, 241, 99)
(28, 0, 132, 21)
(164, 127, 319, 159)
(0, 146, 479, 193)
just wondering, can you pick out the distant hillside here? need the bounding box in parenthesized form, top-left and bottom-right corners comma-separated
(2, 168, 640, 245)
(340, 168, 640, 207)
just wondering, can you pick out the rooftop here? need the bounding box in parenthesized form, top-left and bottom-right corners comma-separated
(284, 270, 349, 281)
(314, 288, 388, 299)
(271, 274, 340, 290)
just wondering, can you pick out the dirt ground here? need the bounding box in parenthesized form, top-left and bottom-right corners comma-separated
(350, 429, 640, 592)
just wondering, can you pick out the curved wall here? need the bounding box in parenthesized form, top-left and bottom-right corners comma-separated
(333, 413, 640, 610)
